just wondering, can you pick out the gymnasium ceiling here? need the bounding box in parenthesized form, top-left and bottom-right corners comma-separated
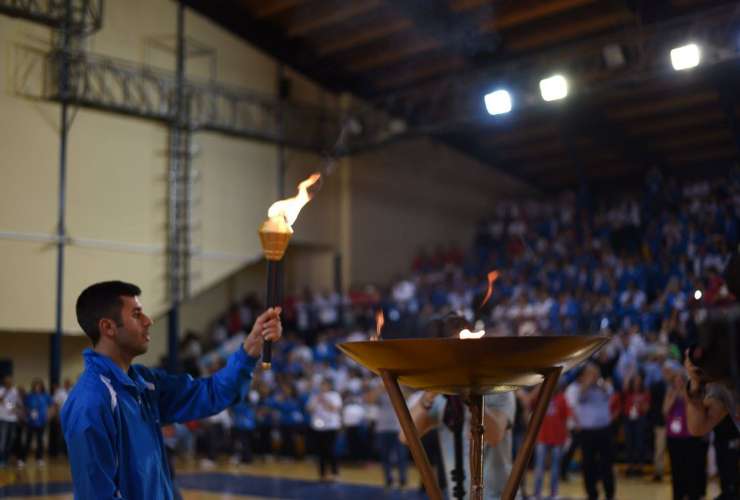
(184, 0, 740, 192)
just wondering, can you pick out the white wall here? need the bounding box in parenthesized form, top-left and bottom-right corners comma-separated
(0, 0, 532, 381)
(349, 138, 532, 285)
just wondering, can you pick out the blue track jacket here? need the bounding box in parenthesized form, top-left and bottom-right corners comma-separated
(61, 347, 258, 499)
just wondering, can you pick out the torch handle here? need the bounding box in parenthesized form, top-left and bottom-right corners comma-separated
(263, 259, 282, 369)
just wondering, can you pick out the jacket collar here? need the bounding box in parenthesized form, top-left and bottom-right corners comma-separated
(83, 348, 139, 390)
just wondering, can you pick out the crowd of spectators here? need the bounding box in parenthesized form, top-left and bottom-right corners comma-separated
(3, 167, 739, 498)
(0, 376, 71, 468)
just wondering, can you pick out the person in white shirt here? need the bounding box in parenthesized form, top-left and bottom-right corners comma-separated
(307, 378, 342, 481)
(366, 381, 407, 489)
(405, 390, 517, 500)
(0, 376, 21, 466)
(49, 379, 72, 458)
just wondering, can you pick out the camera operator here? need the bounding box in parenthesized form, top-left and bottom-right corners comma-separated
(683, 349, 739, 500)
(683, 352, 739, 436)
(683, 255, 740, 434)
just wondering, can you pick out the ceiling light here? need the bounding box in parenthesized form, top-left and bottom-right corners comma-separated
(671, 43, 701, 71)
(539, 74, 568, 102)
(484, 89, 512, 115)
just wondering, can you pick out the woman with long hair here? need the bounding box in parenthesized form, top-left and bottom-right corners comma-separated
(663, 365, 708, 500)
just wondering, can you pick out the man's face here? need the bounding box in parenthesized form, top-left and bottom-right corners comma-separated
(112, 296, 153, 357)
(2, 376, 11, 388)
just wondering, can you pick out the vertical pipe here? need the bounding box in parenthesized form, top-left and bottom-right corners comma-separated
(51, 0, 72, 387)
(468, 394, 485, 500)
(167, 0, 186, 373)
(182, 110, 192, 298)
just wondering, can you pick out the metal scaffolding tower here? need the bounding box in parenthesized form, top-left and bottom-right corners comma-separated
(3, 0, 406, 381)
(40, 49, 398, 153)
(0, 0, 102, 33)
(2, 0, 102, 385)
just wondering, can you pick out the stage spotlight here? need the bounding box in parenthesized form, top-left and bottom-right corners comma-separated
(539, 74, 568, 102)
(694, 289, 703, 300)
(671, 43, 701, 70)
(484, 89, 512, 115)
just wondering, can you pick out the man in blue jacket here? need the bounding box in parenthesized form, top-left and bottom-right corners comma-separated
(61, 280, 282, 499)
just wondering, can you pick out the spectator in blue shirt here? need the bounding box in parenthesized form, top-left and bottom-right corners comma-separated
(273, 382, 305, 458)
(231, 395, 257, 464)
(62, 281, 282, 500)
(21, 379, 52, 465)
(573, 363, 616, 500)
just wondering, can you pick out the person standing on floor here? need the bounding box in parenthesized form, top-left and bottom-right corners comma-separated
(0, 376, 20, 467)
(62, 281, 282, 499)
(21, 379, 52, 466)
(49, 379, 72, 458)
(648, 362, 670, 482)
(532, 380, 570, 499)
(572, 362, 616, 500)
(560, 371, 583, 481)
(663, 364, 708, 500)
(367, 381, 407, 490)
(622, 371, 651, 476)
(307, 378, 342, 482)
(405, 389, 517, 500)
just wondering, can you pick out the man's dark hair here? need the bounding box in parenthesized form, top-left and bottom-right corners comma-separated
(76, 281, 141, 345)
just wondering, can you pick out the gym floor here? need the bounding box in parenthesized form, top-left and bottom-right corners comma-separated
(0, 457, 723, 499)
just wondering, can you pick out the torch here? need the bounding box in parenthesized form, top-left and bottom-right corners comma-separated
(258, 173, 321, 368)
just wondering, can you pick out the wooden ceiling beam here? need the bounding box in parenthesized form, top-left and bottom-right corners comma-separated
(627, 109, 724, 135)
(184, 0, 365, 95)
(389, 0, 500, 66)
(376, 56, 465, 89)
(496, 141, 565, 160)
(668, 146, 738, 164)
(316, 18, 413, 56)
(348, 38, 442, 72)
(654, 130, 732, 151)
(609, 92, 718, 120)
(563, 100, 665, 170)
(506, 11, 632, 52)
(525, 157, 576, 174)
(250, 0, 305, 19)
(480, 123, 557, 145)
(449, 0, 494, 12)
(287, 0, 383, 38)
(481, 0, 597, 31)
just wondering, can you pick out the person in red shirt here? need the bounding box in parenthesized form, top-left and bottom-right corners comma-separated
(622, 371, 651, 476)
(532, 381, 570, 499)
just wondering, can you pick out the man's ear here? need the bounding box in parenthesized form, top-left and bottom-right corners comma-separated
(98, 318, 117, 340)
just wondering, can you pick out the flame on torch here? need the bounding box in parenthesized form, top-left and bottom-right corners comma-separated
(479, 270, 500, 309)
(267, 173, 322, 227)
(459, 328, 486, 339)
(372, 309, 384, 341)
(259, 172, 322, 261)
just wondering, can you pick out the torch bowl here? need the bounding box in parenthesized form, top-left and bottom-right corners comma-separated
(337, 335, 608, 395)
